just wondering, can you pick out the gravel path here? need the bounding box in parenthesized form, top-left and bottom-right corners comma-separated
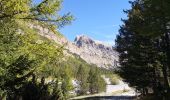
(70, 80, 137, 100)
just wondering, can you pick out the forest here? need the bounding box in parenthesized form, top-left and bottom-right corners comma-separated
(116, 0, 170, 99)
(0, 0, 110, 99)
(0, 0, 170, 100)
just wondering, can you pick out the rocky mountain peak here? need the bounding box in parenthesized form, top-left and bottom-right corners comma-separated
(74, 35, 95, 47)
(35, 25, 119, 69)
(72, 35, 119, 69)
(74, 35, 113, 50)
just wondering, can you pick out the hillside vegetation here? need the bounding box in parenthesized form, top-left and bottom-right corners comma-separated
(0, 0, 118, 99)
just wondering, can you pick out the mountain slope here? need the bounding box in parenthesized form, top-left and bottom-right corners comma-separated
(33, 24, 119, 68)
(67, 35, 119, 68)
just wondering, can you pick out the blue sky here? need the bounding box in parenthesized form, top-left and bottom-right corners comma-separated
(59, 0, 132, 45)
(34, 0, 132, 45)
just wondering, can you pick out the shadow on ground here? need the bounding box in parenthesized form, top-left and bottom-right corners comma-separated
(76, 96, 136, 100)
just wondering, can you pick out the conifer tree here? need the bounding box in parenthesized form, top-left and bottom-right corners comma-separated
(76, 65, 88, 95)
(88, 68, 106, 94)
(116, 0, 170, 98)
(0, 0, 73, 99)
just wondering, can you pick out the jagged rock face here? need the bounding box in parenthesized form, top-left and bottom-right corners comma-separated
(74, 35, 95, 47)
(69, 35, 119, 69)
(33, 24, 119, 69)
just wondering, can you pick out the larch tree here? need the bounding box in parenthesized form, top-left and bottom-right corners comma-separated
(0, 0, 73, 99)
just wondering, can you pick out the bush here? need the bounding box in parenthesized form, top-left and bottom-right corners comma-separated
(110, 77, 120, 85)
(106, 74, 120, 85)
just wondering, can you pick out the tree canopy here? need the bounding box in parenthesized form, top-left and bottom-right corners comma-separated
(0, 0, 73, 99)
(116, 0, 170, 99)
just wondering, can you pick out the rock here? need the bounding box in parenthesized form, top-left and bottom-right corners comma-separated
(67, 35, 119, 69)
(33, 24, 119, 69)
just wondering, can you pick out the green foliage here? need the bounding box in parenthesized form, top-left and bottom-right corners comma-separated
(0, 0, 74, 28)
(116, 24, 157, 89)
(52, 86, 65, 100)
(107, 74, 120, 85)
(76, 65, 89, 95)
(59, 66, 73, 98)
(0, 0, 73, 99)
(88, 67, 106, 94)
(13, 75, 65, 100)
(60, 56, 109, 95)
(62, 56, 112, 78)
(116, 0, 170, 98)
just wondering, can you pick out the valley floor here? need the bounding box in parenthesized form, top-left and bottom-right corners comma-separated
(70, 80, 137, 100)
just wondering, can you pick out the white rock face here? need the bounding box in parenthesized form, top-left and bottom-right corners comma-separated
(32, 24, 119, 68)
(68, 35, 119, 68)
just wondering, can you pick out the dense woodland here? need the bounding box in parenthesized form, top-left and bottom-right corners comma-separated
(1, 0, 169, 100)
(116, 0, 170, 99)
(0, 0, 110, 100)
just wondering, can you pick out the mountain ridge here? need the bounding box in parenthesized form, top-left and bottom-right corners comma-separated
(33, 24, 119, 69)
(71, 35, 119, 69)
